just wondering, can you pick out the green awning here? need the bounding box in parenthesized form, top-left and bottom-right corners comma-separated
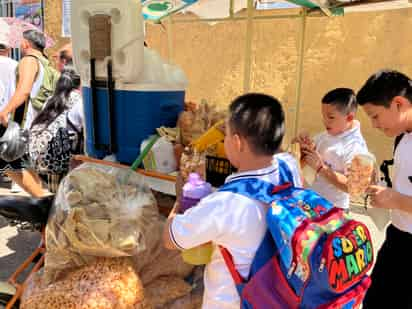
(142, 0, 412, 23)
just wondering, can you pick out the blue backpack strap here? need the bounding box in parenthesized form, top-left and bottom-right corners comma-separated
(219, 159, 294, 201)
(218, 162, 295, 296)
(277, 158, 294, 185)
(248, 230, 278, 277)
(219, 177, 276, 204)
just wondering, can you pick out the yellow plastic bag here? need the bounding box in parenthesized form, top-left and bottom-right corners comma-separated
(181, 243, 214, 266)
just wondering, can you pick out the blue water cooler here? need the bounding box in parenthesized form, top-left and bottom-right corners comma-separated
(83, 60, 185, 164)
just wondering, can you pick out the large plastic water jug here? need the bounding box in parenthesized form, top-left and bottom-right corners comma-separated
(71, 0, 144, 83)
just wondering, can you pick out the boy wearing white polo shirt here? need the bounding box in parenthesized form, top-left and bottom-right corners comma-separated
(163, 93, 301, 309)
(357, 70, 412, 309)
(296, 88, 369, 210)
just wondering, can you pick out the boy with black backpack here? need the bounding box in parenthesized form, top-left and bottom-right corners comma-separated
(357, 70, 412, 309)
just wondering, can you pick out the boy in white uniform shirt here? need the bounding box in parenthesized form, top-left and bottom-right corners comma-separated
(357, 70, 412, 309)
(163, 93, 302, 309)
(296, 88, 369, 210)
(0, 42, 17, 111)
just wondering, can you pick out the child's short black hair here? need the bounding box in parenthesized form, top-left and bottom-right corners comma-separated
(322, 88, 357, 115)
(228, 93, 284, 156)
(357, 69, 412, 108)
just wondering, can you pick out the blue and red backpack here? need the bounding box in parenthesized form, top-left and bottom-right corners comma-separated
(218, 159, 374, 309)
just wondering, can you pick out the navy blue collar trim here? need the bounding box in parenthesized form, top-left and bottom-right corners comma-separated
(228, 168, 277, 183)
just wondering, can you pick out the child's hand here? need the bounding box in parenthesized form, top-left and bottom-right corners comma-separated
(292, 131, 308, 144)
(291, 136, 300, 144)
(366, 185, 401, 209)
(302, 148, 323, 171)
(294, 131, 315, 150)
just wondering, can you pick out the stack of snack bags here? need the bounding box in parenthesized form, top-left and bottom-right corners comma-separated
(347, 153, 376, 196)
(177, 100, 226, 183)
(20, 163, 201, 309)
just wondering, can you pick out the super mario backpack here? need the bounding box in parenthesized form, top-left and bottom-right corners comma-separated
(218, 159, 373, 309)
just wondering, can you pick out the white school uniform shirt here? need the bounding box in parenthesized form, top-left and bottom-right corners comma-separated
(170, 156, 302, 309)
(391, 133, 412, 234)
(0, 56, 17, 112)
(67, 90, 84, 131)
(311, 121, 368, 209)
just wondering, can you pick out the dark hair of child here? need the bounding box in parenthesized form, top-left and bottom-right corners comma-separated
(228, 93, 285, 156)
(322, 88, 357, 115)
(357, 69, 412, 108)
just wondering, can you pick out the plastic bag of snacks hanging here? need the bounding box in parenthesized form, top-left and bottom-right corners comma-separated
(44, 163, 160, 283)
(179, 147, 207, 183)
(177, 100, 227, 147)
(347, 153, 376, 197)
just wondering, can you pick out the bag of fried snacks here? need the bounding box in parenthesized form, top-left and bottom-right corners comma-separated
(44, 163, 160, 283)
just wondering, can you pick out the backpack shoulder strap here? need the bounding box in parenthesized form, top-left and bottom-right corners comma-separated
(219, 177, 277, 204)
(380, 133, 405, 187)
(218, 178, 284, 292)
(218, 159, 294, 202)
(219, 231, 278, 294)
(277, 158, 294, 184)
(394, 133, 405, 154)
(25, 54, 49, 66)
(24, 54, 39, 61)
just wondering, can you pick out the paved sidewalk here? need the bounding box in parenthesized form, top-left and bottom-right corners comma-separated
(0, 181, 40, 282)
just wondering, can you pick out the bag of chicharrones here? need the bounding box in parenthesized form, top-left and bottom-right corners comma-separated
(44, 163, 161, 284)
(20, 257, 152, 309)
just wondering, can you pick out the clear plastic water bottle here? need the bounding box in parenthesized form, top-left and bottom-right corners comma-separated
(180, 173, 213, 265)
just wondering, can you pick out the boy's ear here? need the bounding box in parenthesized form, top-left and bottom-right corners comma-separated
(393, 95, 410, 111)
(21, 40, 30, 50)
(233, 133, 243, 152)
(346, 112, 355, 122)
(235, 134, 251, 153)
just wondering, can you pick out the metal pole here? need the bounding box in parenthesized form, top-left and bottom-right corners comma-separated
(243, 0, 254, 93)
(293, 8, 307, 138)
(229, 0, 234, 18)
(170, 13, 303, 24)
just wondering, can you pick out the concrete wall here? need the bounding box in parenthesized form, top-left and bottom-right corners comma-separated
(42, 4, 412, 163)
(146, 8, 412, 163)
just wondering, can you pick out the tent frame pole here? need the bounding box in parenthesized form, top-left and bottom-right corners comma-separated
(169, 13, 304, 24)
(243, 0, 254, 93)
(293, 8, 307, 138)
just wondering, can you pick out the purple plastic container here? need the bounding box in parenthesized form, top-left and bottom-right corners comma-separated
(180, 173, 212, 213)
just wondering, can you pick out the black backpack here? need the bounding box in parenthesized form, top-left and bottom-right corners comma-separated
(380, 133, 404, 187)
